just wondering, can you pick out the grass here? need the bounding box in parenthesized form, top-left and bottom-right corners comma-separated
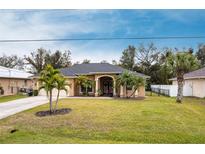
(0, 94, 27, 103)
(0, 94, 205, 143)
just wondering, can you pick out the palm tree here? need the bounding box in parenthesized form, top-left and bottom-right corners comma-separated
(54, 74, 69, 111)
(76, 75, 94, 96)
(167, 52, 199, 103)
(39, 64, 60, 113)
(116, 71, 132, 97)
(116, 71, 144, 98)
(129, 75, 145, 97)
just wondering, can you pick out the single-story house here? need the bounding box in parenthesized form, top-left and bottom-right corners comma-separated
(170, 67, 205, 98)
(0, 66, 33, 96)
(35, 63, 149, 97)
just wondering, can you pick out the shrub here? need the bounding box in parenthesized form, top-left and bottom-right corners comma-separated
(33, 90, 38, 96)
(97, 89, 103, 96)
(0, 87, 4, 95)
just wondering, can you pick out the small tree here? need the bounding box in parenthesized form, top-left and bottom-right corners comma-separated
(54, 74, 69, 111)
(39, 65, 60, 113)
(76, 75, 94, 96)
(129, 75, 145, 97)
(117, 71, 145, 98)
(167, 52, 199, 103)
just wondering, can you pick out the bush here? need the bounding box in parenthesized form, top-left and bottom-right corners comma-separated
(97, 89, 103, 96)
(33, 90, 38, 96)
(0, 87, 4, 95)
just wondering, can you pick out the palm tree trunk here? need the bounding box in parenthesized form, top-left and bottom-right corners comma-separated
(176, 76, 183, 103)
(125, 84, 128, 98)
(49, 90, 53, 114)
(54, 90, 60, 112)
(129, 88, 137, 98)
(86, 87, 88, 96)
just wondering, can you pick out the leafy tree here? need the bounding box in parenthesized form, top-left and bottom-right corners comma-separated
(196, 44, 205, 67)
(135, 43, 160, 74)
(25, 48, 72, 73)
(82, 59, 91, 64)
(157, 48, 174, 84)
(45, 50, 72, 69)
(119, 45, 136, 70)
(0, 54, 24, 69)
(25, 48, 47, 73)
(54, 74, 69, 111)
(167, 52, 199, 103)
(76, 75, 94, 96)
(39, 65, 60, 113)
(116, 71, 145, 98)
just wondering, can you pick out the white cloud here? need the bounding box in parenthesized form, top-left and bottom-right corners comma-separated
(0, 10, 124, 63)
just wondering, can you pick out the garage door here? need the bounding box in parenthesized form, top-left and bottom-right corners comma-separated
(38, 88, 68, 97)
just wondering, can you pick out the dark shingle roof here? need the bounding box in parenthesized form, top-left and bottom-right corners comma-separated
(60, 63, 149, 78)
(170, 67, 205, 80)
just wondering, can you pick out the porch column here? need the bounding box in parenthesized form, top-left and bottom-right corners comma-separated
(69, 79, 75, 96)
(95, 78, 99, 96)
(120, 85, 124, 97)
(113, 79, 116, 96)
(36, 80, 39, 90)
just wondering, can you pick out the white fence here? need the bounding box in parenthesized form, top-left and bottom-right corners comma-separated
(151, 84, 193, 97)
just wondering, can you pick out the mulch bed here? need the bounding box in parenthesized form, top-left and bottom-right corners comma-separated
(35, 108, 72, 117)
(114, 96, 145, 100)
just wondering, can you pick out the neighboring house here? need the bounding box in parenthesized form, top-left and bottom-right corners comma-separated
(0, 66, 33, 96)
(170, 67, 205, 98)
(35, 63, 149, 97)
(152, 67, 205, 98)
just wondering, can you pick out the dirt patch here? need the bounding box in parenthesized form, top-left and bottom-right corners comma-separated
(35, 108, 72, 117)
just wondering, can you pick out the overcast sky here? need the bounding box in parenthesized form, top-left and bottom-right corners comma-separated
(0, 9, 205, 63)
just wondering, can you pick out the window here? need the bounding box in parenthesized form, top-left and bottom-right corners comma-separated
(80, 85, 93, 93)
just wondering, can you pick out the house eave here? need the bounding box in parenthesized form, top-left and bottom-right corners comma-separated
(169, 76, 205, 81)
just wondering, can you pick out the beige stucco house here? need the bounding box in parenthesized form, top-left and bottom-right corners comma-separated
(0, 66, 33, 96)
(170, 67, 205, 98)
(35, 63, 149, 97)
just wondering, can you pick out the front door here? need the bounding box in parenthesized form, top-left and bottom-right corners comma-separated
(103, 80, 113, 96)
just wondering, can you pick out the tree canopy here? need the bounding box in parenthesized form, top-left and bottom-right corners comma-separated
(116, 71, 145, 98)
(25, 48, 72, 73)
(119, 45, 136, 70)
(167, 52, 199, 103)
(196, 44, 205, 67)
(0, 54, 24, 70)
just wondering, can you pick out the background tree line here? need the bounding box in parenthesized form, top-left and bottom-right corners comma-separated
(0, 43, 205, 88)
(117, 43, 205, 90)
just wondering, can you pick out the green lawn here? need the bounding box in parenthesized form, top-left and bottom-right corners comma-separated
(0, 94, 205, 143)
(0, 94, 27, 103)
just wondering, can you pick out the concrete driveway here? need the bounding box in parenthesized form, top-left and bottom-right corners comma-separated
(0, 96, 52, 120)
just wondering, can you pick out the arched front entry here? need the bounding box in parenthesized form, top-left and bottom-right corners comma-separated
(99, 76, 113, 96)
(95, 75, 116, 97)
